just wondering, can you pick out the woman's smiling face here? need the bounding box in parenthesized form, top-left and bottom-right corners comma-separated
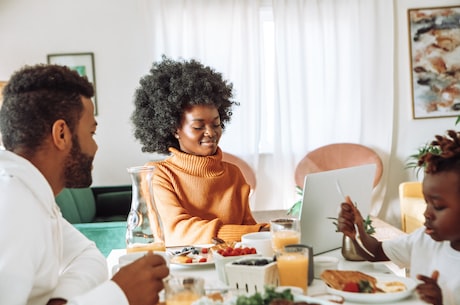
(175, 105, 222, 156)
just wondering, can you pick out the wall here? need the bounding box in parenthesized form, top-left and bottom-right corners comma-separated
(0, 0, 164, 186)
(384, 0, 460, 226)
(1, 0, 459, 225)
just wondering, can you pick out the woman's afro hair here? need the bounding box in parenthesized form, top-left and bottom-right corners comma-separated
(131, 56, 238, 155)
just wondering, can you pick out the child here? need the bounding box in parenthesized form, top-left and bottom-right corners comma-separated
(338, 130, 460, 305)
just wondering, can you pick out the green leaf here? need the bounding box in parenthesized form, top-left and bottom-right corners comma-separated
(405, 143, 442, 179)
(287, 201, 301, 217)
(358, 280, 374, 293)
(236, 286, 294, 305)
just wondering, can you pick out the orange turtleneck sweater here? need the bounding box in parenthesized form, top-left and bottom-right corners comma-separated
(147, 147, 266, 247)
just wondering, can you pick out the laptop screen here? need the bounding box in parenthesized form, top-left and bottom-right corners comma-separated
(299, 164, 376, 255)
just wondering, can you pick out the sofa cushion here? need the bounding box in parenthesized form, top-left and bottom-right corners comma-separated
(94, 190, 131, 221)
(74, 221, 127, 257)
(56, 188, 96, 223)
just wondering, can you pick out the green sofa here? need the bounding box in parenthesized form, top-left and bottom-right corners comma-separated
(55, 185, 132, 257)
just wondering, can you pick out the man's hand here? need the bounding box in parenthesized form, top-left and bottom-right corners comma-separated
(112, 251, 170, 305)
(416, 270, 443, 305)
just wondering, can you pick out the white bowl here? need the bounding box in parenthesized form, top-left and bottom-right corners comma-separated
(213, 251, 260, 284)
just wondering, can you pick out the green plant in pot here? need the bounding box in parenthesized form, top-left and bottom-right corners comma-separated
(405, 143, 441, 179)
(287, 186, 303, 217)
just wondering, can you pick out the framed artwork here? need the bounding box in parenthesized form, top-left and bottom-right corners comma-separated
(408, 6, 460, 119)
(0, 81, 5, 148)
(0, 81, 6, 105)
(47, 52, 98, 115)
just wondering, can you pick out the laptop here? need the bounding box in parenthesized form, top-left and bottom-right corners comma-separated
(299, 164, 376, 255)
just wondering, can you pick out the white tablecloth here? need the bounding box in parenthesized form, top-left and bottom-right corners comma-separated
(107, 248, 424, 305)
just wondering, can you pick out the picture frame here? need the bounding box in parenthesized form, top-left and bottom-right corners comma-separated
(0, 81, 6, 105)
(0, 81, 6, 148)
(407, 6, 460, 119)
(47, 52, 98, 115)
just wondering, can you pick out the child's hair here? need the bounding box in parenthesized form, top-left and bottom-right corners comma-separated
(418, 129, 460, 174)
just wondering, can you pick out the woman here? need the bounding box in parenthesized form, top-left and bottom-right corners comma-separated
(131, 56, 268, 247)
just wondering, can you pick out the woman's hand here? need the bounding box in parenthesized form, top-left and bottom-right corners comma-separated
(259, 224, 270, 232)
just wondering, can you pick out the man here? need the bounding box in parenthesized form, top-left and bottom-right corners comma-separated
(0, 64, 169, 305)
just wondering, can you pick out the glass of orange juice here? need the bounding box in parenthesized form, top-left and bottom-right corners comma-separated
(270, 218, 301, 252)
(163, 276, 205, 305)
(276, 245, 310, 294)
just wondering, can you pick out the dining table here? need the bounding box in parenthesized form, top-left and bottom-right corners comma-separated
(106, 213, 426, 305)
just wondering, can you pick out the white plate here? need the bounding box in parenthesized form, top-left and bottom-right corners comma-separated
(169, 246, 214, 267)
(325, 275, 417, 303)
(294, 294, 342, 305)
(171, 260, 215, 267)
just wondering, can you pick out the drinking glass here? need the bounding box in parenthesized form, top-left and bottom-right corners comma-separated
(276, 244, 310, 294)
(163, 276, 205, 305)
(270, 218, 301, 252)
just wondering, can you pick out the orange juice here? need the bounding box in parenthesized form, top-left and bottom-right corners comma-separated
(272, 230, 301, 252)
(165, 290, 202, 305)
(277, 252, 309, 294)
(127, 241, 166, 253)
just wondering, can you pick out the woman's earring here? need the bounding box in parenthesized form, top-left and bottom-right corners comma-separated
(174, 134, 179, 139)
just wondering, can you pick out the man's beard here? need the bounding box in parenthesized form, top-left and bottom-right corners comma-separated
(64, 135, 94, 188)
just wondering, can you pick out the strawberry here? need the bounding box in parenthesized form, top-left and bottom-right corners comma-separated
(343, 282, 360, 293)
(198, 257, 207, 263)
(185, 258, 193, 264)
(201, 248, 208, 254)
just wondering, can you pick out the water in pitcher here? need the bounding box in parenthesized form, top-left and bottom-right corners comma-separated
(126, 166, 166, 253)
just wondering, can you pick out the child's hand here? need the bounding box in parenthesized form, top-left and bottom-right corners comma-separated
(416, 270, 442, 305)
(337, 196, 363, 239)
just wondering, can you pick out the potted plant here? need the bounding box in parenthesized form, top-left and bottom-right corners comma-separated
(287, 186, 303, 217)
(404, 142, 441, 179)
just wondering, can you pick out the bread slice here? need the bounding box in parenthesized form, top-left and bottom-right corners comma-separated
(376, 281, 407, 293)
(320, 270, 378, 291)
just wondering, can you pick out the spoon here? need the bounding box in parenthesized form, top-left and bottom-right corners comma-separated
(335, 180, 375, 258)
(169, 246, 196, 257)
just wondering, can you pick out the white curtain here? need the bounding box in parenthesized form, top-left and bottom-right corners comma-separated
(270, 0, 394, 214)
(144, 0, 394, 214)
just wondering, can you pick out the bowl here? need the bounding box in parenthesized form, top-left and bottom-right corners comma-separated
(213, 251, 260, 284)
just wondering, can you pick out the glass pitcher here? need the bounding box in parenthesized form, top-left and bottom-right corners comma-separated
(126, 166, 165, 253)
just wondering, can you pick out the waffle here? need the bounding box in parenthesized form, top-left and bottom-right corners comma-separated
(320, 270, 378, 291)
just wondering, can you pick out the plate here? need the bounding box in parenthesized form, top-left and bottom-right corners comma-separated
(325, 275, 417, 303)
(169, 246, 214, 267)
(294, 294, 342, 305)
(171, 260, 215, 267)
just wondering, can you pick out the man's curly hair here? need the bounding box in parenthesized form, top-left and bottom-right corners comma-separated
(0, 64, 94, 155)
(418, 130, 460, 174)
(131, 56, 238, 155)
